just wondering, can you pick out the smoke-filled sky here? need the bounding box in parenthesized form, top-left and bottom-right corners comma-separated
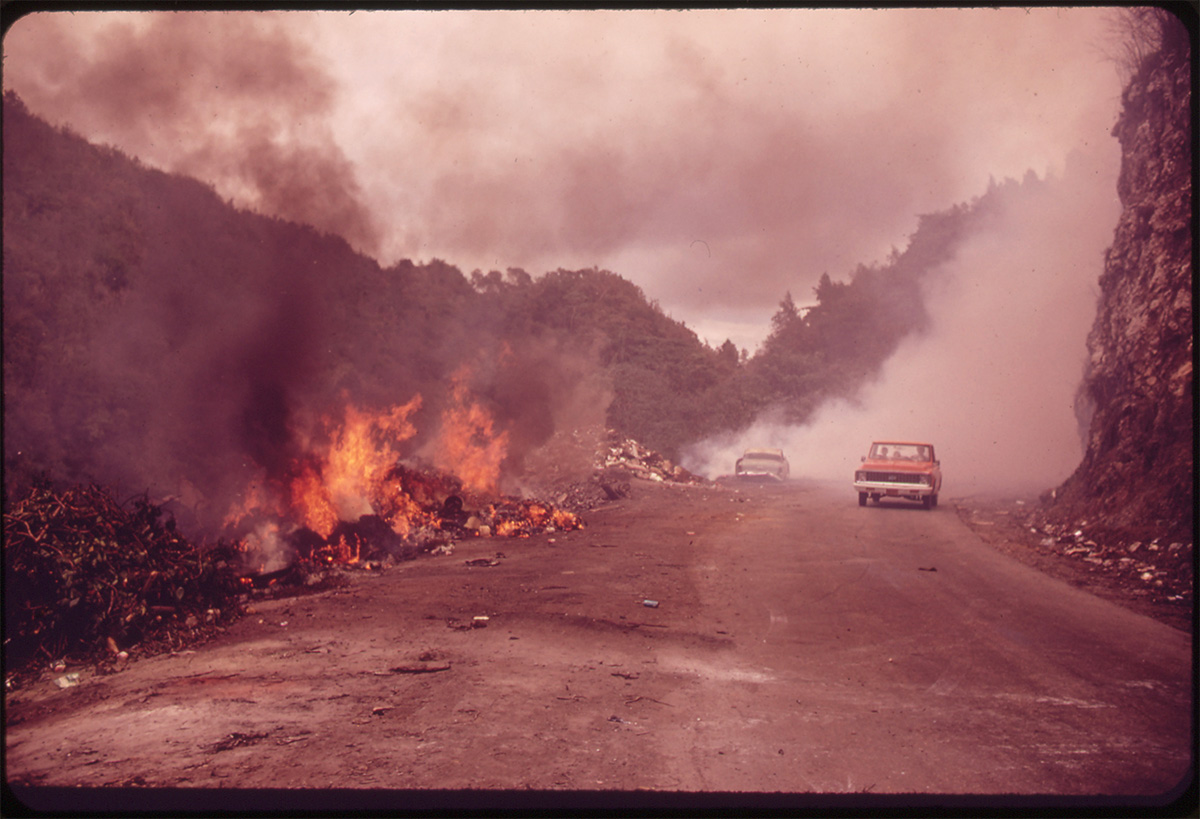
(2, 7, 1124, 351)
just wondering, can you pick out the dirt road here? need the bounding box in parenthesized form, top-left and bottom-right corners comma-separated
(5, 479, 1193, 811)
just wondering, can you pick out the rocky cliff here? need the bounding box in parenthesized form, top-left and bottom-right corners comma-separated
(1049, 14, 1192, 545)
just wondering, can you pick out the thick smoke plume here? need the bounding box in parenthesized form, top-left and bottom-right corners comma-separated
(684, 147, 1122, 497)
(3, 11, 380, 256)
(3, 9, 1121, 347)
(1, 8, 1128, 513)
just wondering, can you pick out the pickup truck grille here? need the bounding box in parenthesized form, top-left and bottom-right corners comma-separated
(862, 471, 923, 484)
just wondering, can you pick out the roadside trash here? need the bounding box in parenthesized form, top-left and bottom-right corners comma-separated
(608, 715, 631, 724)
(472, 616, 490, 628)
(464, 557, 501, 567)
(208, 732, 268, 753)
(917, 567, 937, 572)
(54, 673, 81, 689)
(642, 599, 659, 608)
(388, 664, 451, 674)
(371, 706, 392, 715)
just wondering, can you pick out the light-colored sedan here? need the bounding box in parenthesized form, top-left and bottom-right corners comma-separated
(735, 448, 790, 481)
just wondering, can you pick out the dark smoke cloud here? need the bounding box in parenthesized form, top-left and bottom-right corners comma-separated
(3, 11, 380, 256)
(309, 8, 1121, 347)
(3, 9, 1121, 350)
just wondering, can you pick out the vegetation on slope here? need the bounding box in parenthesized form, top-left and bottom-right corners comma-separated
(4, 88, 1011, 500)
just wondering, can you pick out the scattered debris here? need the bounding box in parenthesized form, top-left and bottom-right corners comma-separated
(599, 432, 707, 486)
(917, 567, 938, 572)
(624, 695, 672, 707)
(53, 673, 81, 689)
(388, 664, 451, 674)
(206, 732, 268, 754)
(274, 733, 312, 746)
(967, 501, 1193, 609)
(642, 599, 660, 608)
(517, 426, 711, 513)
(446, 617, 490, 631)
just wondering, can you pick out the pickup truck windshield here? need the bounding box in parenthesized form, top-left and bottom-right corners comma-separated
(869, 444, 930, 461)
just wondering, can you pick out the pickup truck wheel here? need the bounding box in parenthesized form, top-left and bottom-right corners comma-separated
(931, 493, 938, 508)
(858, 492, 867, 507)
(922, 495, 933, 509)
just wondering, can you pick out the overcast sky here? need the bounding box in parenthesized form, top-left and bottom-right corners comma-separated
(3, 8, 1123, 351)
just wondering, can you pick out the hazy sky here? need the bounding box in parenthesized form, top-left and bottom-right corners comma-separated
(2, 7, 1123, 351)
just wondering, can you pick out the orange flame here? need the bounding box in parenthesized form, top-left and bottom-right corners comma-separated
(284, 398, 422, 537)
(223, 397, 422, 538)
(431, 368, 509, 495)
(290, 459, 339, 538)
(319, 399, 421, 526)
(222, 382, 580, 572)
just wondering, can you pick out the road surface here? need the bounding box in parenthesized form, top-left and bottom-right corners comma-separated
(5, 479, 1192, 811)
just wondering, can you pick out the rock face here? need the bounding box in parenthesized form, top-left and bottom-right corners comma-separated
(1052, 17, 1192, 544)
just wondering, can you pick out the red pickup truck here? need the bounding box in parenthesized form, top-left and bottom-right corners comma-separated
(854, 441, 941, 509)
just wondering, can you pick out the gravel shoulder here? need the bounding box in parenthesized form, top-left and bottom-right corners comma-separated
(951, 495, 1193, 634)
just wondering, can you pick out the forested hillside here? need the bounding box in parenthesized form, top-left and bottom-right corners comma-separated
(5, 87, 1003, 526)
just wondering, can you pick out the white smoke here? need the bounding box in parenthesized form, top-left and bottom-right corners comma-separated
(683, 149, 1122, 498)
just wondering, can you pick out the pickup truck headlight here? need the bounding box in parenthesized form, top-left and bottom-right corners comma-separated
(855, 471, 866, 482)
(917, 474, 930, 486)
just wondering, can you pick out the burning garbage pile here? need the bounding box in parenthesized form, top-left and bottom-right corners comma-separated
(224, 385, 583, 588)
(4, 482, 244, 685)
(232, 461, 584, 588)
(3, 380, 585, 684)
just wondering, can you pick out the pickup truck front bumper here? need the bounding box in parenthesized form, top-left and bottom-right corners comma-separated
(853, 480, 934, 499)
